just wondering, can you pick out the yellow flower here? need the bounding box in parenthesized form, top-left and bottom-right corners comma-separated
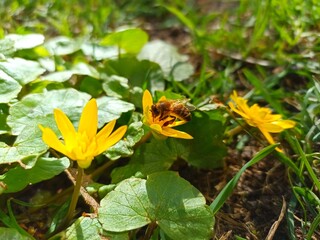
(142, 90, 193, 139)
(39, 99, 127, 168)
(229, 91, 295, 149)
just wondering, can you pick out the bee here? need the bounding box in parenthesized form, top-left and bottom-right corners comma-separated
(151, 99, 194, 126)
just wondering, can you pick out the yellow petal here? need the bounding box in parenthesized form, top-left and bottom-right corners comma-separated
(262, 123, 286, 133)
(158, 96, 167, 101)
(161, 127, 193, 139)
(96, 120, 116, 143)
(143, 90, 153, 116)
(229, 102, 250, 119)
(168, 120, 187, 127)
(97, 125, 127, 154)
(275, 119, 296, 129)
(150, 123, 163, 134)
(78, 99, 98, 140)
(38, 125, 69, 157)
(263, 119, 296, 133)
(259, 127, 276, 145)
(54, 109, 77, 147)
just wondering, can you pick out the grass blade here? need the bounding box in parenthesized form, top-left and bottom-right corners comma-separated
(210, 144, 277, 214)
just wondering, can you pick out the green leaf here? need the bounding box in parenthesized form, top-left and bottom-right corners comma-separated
(104, 57, 165, 96)
(138, 40, 194, 81)
(102, 75, 130, 99)
(7, 88, 91, 135)
(0, 38, 15, 57)
(0, 58, 45, 85)
(210, 144, 277, 214)
(81, 42, 119, 60)
(97, 96, 135, 124)
(0, 115, 58, 165)
(106, 121, 144, 160)
(65, 217, 102, 240)
(0, 143, 38, 166)
(100, 172, 213, 240)
(112, 111, 226, 182)
(146, 172, 214, 240)
(0, 74, 21, 103)
(110, 137, 185, 183)
(0, 104, 10, 134)
(41, 63, 99, 82)
(79, 77, 103, 97)
(0, 227, 32, 240)
(179, 111, 227, 168)
(44, 36, 83, 55)
(99, 177, 152, 231)
(5, 34, 45, 50)
(0, 157, 69, 194)
(101, 28, 149, 55)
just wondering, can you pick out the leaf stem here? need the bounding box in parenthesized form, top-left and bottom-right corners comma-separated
(134, 131, 152, 149)
(144, 221, 157, 240)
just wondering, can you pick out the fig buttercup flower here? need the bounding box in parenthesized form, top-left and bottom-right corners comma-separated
(39, 99, 127, 168)
(142, 90, 193, 139)
(228, 91, 295, 150)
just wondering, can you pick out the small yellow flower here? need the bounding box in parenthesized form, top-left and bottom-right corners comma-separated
(39, 99, 127, 168)
(142, 90, 193, 139)
(229, 91, 295, 150)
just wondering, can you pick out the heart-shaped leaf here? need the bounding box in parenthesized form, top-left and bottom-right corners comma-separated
(0, 58, 45, 85)
(5, 34, 45, 50)
(99, 177, 152, 231)
(99, 171, 213, 239)
(101, 28, 148, 55)
(0, 157, 70, 194)
(138, 40, 194, 81)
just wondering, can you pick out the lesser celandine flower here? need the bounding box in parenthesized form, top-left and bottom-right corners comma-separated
(39, 99, 127, 168)
(228, 91, 295, 150)
(142, 90, 193, 139)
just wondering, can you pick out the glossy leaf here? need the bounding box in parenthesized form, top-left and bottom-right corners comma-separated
(0, 157, 70, 194)
(101, 28, 148, 55)
(110, 137, 185, 183)
(97, 96, 135, 124)
(81, 42, 118, 60)
(178, 111, 227, 168)
(44, 36, 83, 55)
(104, 57, 165, 96)
(0, 75, 21, 103)
(41, 63, 99, 82)
(99, 177, 152, 231)
(106, 121, 144, 160)
(65, 217, 102, 240)
(0, 58, 45, 85)
(0, 104, 10, 134)
(138, 40, 194, 81)
(0, 227, 32, 240)
(102, 75, 130, 99)
(146, 172, 214, 240)
(5, 34, 45, 50)
(7, 88, 91, 135)
(99, 172, 213, 239)
(0, 38, 15, 57)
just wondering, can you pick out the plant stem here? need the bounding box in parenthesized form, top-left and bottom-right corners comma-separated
(65, 166, 84, 225)
(90, 160, 115, 180)
(226, 125, 243, 137)
(143, 221, 157, 240)
(134, 131, 152, 149)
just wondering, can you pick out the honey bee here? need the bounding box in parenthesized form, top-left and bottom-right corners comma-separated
(151, 99, 194, 126)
